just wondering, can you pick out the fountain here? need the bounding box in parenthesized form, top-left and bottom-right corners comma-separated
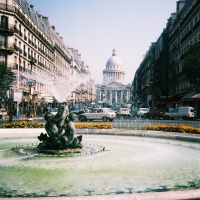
(18, 68, 90, 103)
(0, 129, 200, 198)
(1, 70, 199, 199)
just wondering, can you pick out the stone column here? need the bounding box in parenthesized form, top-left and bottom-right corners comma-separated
(99, 90, 101, 101)
(126, 91, 129, 103)
(121, 90, 123, 103)
(110, 90, 112, 105)
(115, 91, 117, 103)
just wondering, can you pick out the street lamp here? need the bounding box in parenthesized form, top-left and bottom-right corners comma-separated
(27, 79, 36, 119)
(27, 58, 36, 120)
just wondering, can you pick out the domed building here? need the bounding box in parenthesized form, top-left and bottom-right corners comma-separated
(96, 48, 131, 105)
(103, 48, 126, 85)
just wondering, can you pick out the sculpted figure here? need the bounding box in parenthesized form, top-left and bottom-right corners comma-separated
(54, 104, 69, 134)
(37, 104, 82, 150)
(44, 112, 59, 137)
(59, 113, 83, 149)
(59, 113, 76, 148)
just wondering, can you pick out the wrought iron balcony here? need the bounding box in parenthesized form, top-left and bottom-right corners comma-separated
(0, 23, 15, 35)
(0, 42, 15, 55)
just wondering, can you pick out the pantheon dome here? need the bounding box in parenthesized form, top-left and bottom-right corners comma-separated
(103, 49, 126, 85)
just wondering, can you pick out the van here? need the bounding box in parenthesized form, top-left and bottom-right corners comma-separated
(164, 106, 194, 120)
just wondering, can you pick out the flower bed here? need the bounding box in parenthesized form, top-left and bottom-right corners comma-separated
(147, 124, 200, 134)
(75, 123, 112, 129)
(0, 121, 45, 128)
(0, 121, 113, 129)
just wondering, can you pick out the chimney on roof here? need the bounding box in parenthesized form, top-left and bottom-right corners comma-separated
(43, 16, 48, 20)
(30, 4, 34, 9)
(56, 32, 59, 36)
(176, 0, 185, 14)
(51, 26, 55, 30)
(60, 37, 63, 41)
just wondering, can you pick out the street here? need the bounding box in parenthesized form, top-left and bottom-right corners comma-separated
(1, 116, 200, 129)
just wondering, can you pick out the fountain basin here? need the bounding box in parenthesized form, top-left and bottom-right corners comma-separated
(0, 128, 200, 199)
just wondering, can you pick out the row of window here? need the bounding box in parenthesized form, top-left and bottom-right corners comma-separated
(169, 9, 200, 53)
(169, 81, 190, 96)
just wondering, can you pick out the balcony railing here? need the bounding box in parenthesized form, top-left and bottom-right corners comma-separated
(0, 42, 15, 55)
(0, 23, 15, 35)
(0, 2, 55, 53)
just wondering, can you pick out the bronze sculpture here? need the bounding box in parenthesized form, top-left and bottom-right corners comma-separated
(38, 104, 82, 150)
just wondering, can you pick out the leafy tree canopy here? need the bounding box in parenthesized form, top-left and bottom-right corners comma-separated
(0, 62, 13, 107)
(182, 41, 200, 91)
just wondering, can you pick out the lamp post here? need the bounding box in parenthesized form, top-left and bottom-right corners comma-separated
(27, 80, 36, 119)
(27, 58, 36, 119)
(8, 87, 14, 122)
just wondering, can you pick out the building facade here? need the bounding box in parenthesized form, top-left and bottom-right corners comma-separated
(96, 48, 131, 106)
(131, 0, 200, 114)
(167, 0, 200, 111)
(0, 0, 95, 111)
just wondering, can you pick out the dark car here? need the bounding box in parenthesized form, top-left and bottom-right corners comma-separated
(78, 107, 88, 114)
(144, 108, 165, 119)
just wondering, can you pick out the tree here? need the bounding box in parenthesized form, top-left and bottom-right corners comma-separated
(182, 41, 200, 91)
(0, 62, 13, 107)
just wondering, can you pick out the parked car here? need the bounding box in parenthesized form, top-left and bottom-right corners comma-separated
(78, 107, 88, 115)
(137, 108, 149, 116)
(78, 108, 116, 122)
(164, 106, 195, 120)
(117, 108, 131, 117)
(0, 107, 7, 119)
(70, 108, 80, 115)
(144, 108, 165, 119)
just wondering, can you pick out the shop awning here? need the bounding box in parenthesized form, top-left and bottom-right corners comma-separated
(181, 91, 200, 101)
(165, 92, 188, 103)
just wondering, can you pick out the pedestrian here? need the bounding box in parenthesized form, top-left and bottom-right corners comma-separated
(17, 109, 21, 119)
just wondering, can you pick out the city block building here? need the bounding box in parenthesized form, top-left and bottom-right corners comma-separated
(131, 0, 200, 113)
(0, 0, 94, 111)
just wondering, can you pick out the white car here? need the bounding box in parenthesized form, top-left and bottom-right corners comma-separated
(117, 108, 131, 117)
(78, 108, 116, 122)
(137, 108, 149, 116)
(0, 108, 7, 119)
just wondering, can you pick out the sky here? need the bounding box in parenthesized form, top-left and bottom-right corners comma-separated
(27, 0, 177, 84)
